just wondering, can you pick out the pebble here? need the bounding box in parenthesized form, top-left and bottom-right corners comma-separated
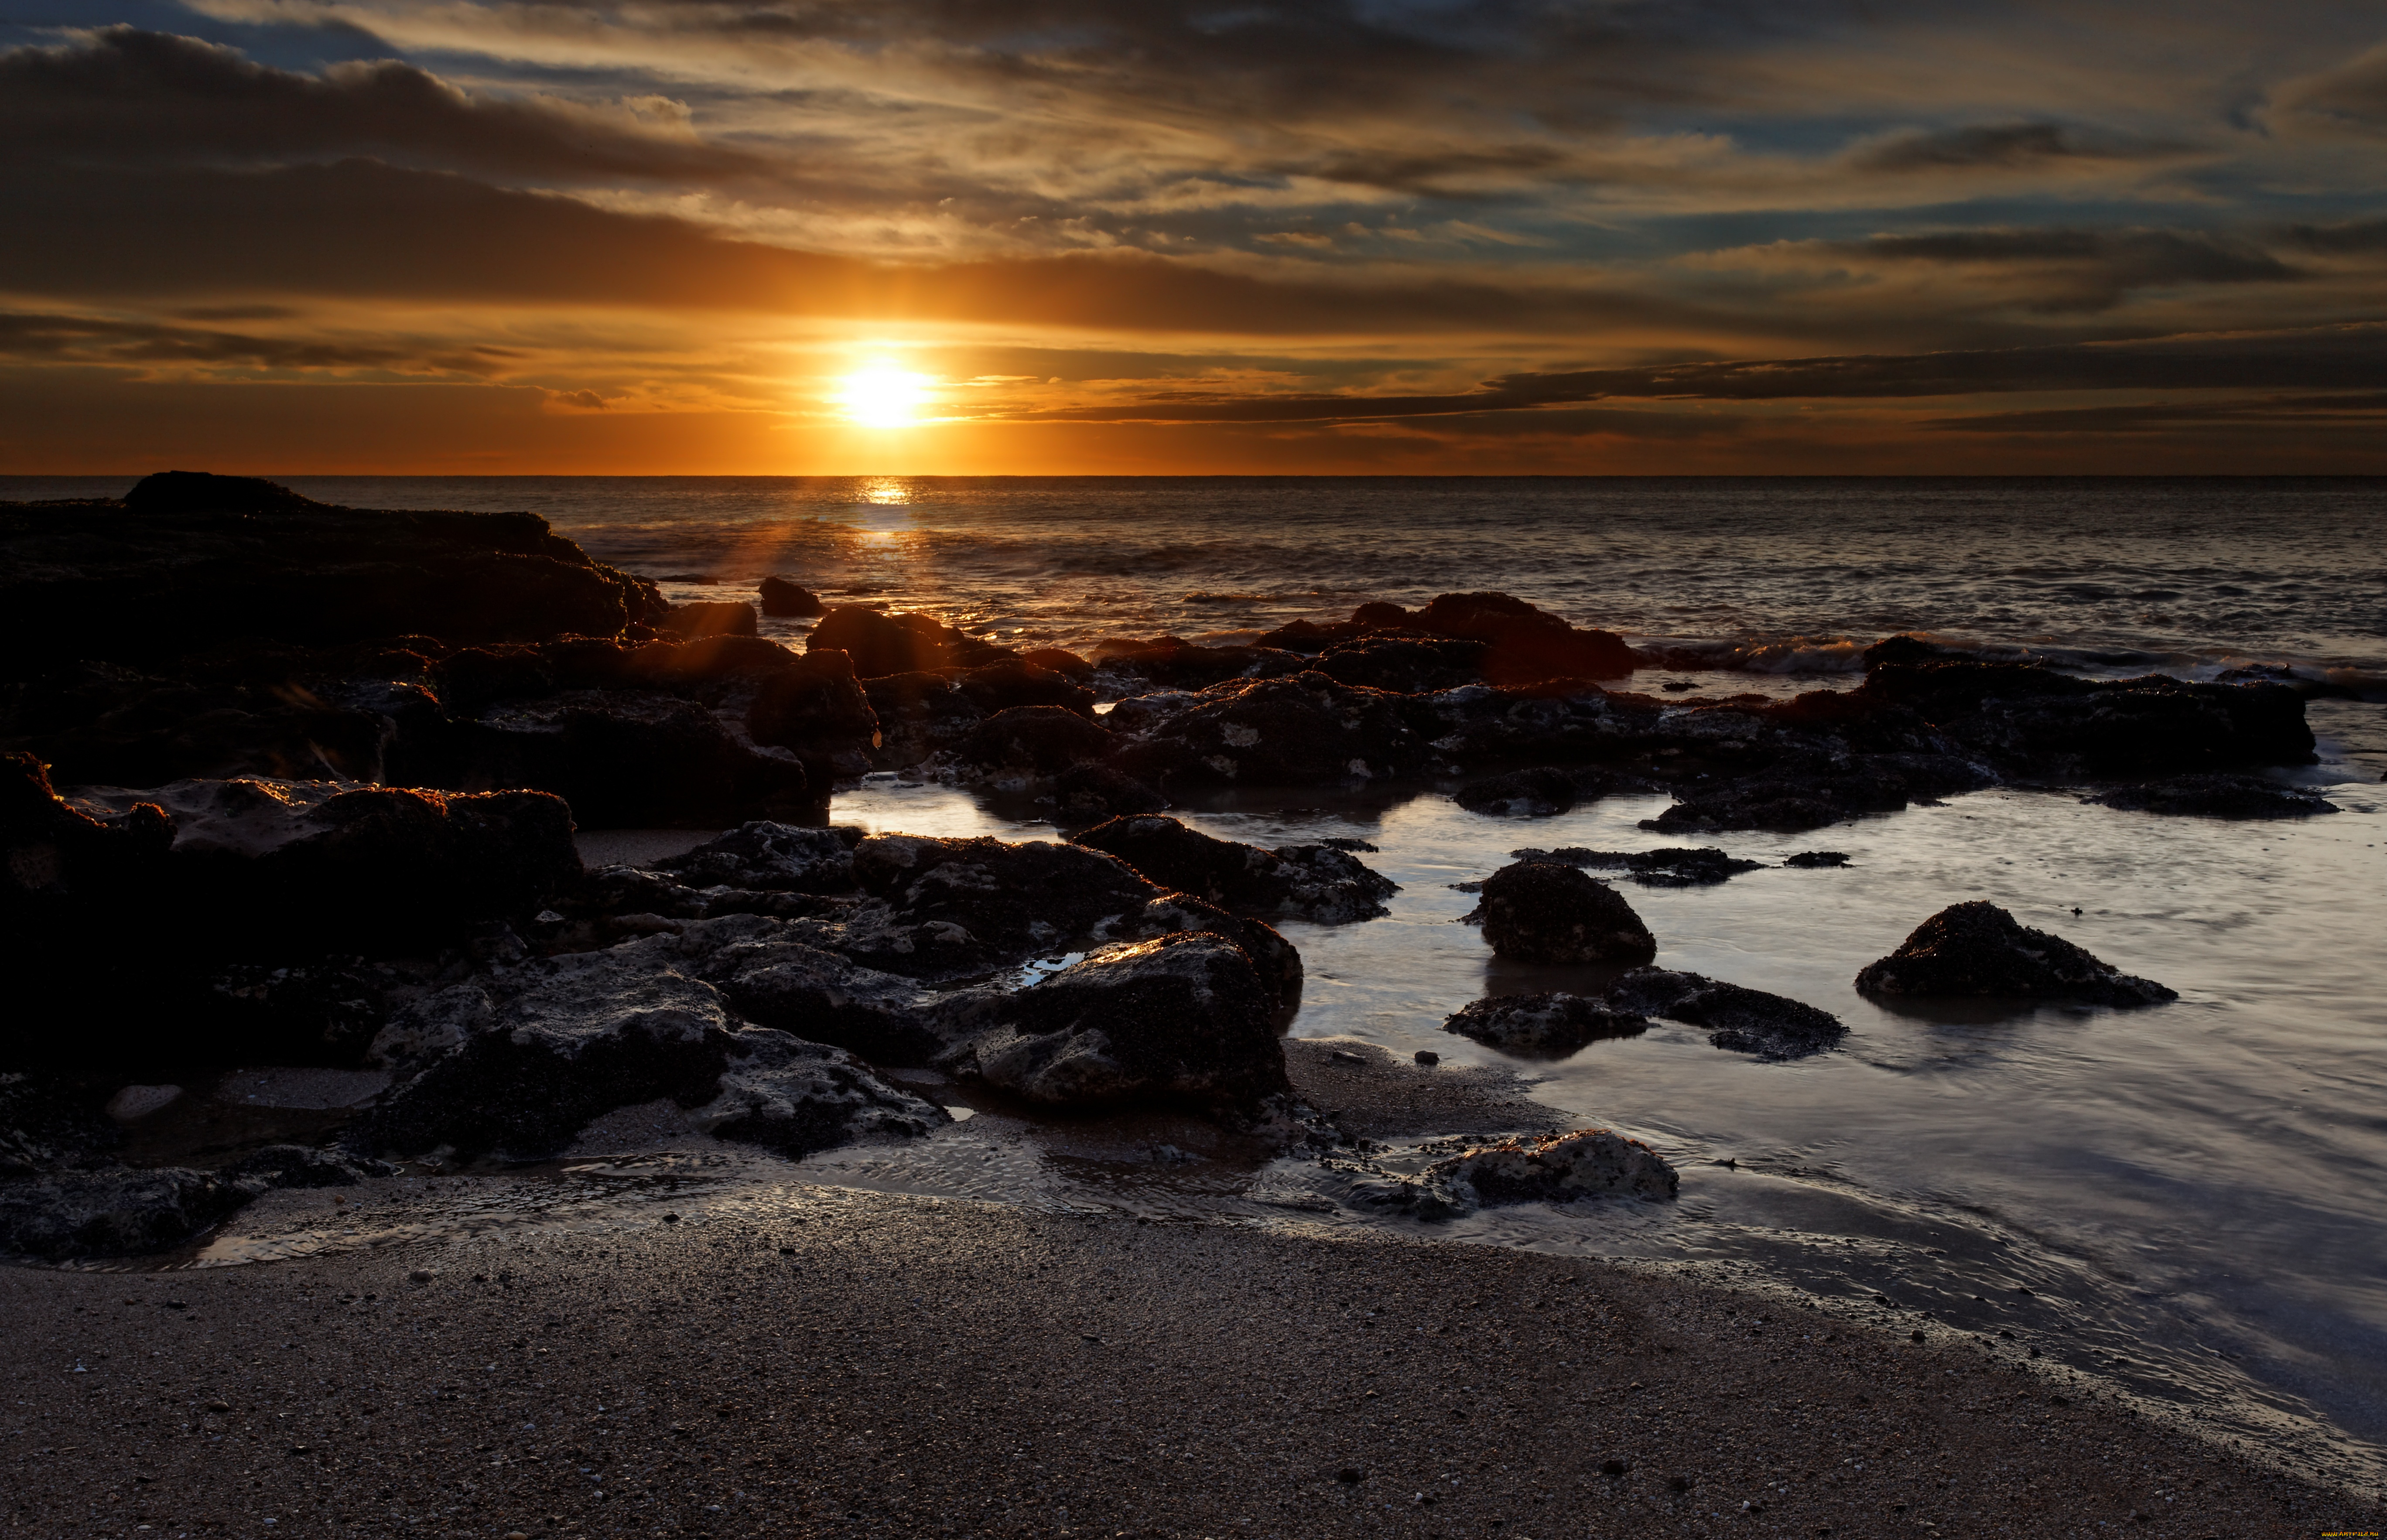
(1413, 1050, 1440, 1065)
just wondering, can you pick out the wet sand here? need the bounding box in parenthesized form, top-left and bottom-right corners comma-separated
(6, 1189, 2373, 1540)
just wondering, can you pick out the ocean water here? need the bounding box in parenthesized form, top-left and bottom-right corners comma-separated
(15, 474, 2387, 1489)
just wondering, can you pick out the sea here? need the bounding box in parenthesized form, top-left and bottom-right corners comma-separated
(11, 475, 2386, 1490)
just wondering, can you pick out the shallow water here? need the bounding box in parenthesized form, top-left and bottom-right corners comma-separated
(12, 475, 2384, 1488)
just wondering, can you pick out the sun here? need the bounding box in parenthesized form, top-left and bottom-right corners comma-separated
(839, 367, 930, 427)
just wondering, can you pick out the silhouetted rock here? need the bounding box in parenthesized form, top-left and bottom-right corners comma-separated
(1316, 635, 1488, 693)
(1854, 901, 2176, 1006)
(1069, 814, 1396, 923)
(1050, 763, 1168, 820)
(845, 833, 1164, 978)
(2086, 773, 2337, 819)
(1784, 850, 1851, 867)
(1109, 893, 1304, 1024)
(0, 1142, 391, 1261)
(742, 651, 882, 782)
(1020, 646, 1095, 680)
(1442, 993, 1648, 1056)
(1108, 672, 1425, 788)
(758, 576, 826, 617)
(1642, 752, 1990, 834)
(1468, 860, 1655, 965)
(1456, 768, 1577, 817)
(1403, 593, 1636, 684)
(1431, 1128, 1677, 1205)
(1091, 637, 1305, 691)
(653, 821, 857, 893)
(0, 1072, 120, 1176)
(682, 917, 953, 1066)
(944, 933, 1288, 1112)
(1515, 846, 1764, 887)
(1605, 967, 1845, 1059)
(856, 671, 980, 768)
(662, 600, 759, 640)
(948, 705, 1115, 789)
(806, 605, 1012, 678)
(952, 659, 1096, 719)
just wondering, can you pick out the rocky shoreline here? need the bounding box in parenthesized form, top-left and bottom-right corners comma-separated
(2, 471, 2336, 1260)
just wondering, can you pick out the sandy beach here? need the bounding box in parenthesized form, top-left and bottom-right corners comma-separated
(7, 1185, 2375, 1540)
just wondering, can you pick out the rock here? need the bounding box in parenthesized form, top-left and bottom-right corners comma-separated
(203, 958, 389, 1065)
(1413, 1050, 1439, 1065)
(0, 1072, 121, 1176)
(104, 1085, 184, 1122)
(1108, 893, 1304, 1024)
(1050, 763, 1168, 820)
(949, 706, 1115, 789)
(369, 935, 945, 1156)
(0, 1143, 389, 1260)
(757, 577, 826, 618)
(858, 671, 984, 768)
(1854, 901, 2176, 1005)
(1431, 1128, 1677, 1204)
(1401, 593, 1637, 684)
(806, 605, 1012, 678)
(1020, 647, 1094, 680)
(1467, 860, 1655, 965)
(741, 651, 883, 783)
(1642, 752, 1987, 834)
(1455, 768, 1577, 817)
(1783, 850, 1850, 867)
(698, 1030, 949, 1154)
(3, 667, 398, 788)
(1604, 967, 1845, 1059)
(944, 933, 1289, 1112)
(653, 822, 856, 893)
(1068, 815, 1395, 923)
(2086, 773, 2337, 819)
(3, 473, 665, 670)
(1315, 635, 1488, 694)
(951, 659, 1097, 720)
(1514, 846, 1765, 887)
(846, 834, 1165, 979)
(661, 601, 759, 640)
(1108, 673, 1425, 788)
(686, 918, 953, 1065)
(1442, 993, 1648, 1056)
(1091, 638, 1305, 691)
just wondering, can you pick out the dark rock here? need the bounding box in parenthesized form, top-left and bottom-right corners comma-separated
(1514, 846, 1764, 887)
(952, 659, 1096, 720)
(758, 577, 826, 618)
(653, 821, 856, 893)
(1109, 892, 1305, 1024)
(1091, 638, 1305, 691)
(1252, 618, 1359, 654)
(1108, 673, 1425, 788)
(1402, 593, 1637, 684)
(949, 706, 1115, 789)
(1069, 815, 1395, 923)
(1409, 680, 1659, 768)
(2086, 773, 2337, 819)
(703, 1030, 951, 1154)
(1783, 850, 1851, 867)
(2, 474, 665, 670)
(847, 833, 1164, 978)
(1456, 768, 1577, 817)
(661, 601, 759, 640)
(1442, 993, 1648, 1056)
(1604, 967, 1845, 1059)
(744, 651, 883, 782)
(1430, 1128, 1677, 1204)
(1315, 635, 1488, 693)
(1413, 1050, 1439, 1065)
(1467, 860, 1656, 965)
(205, 959, 387, 1065)
(1854, 901, 2177, 1006)
(618, 635, 797, 686)
(431, 646, 556, 712)
(681, 918, 952, 1066)
(806, 605, 1012, 678)
(0, 1166, 250, 1260)
(1050, 763, 1168, 820)
(2, 667, 400, 788)
(1642, 750, 1992, 834)
(0, 1072, 121, 1177)
(1020, 647, 1094, 680)
(944, 933, 1289, 1112)
(857, 671, 981, 768)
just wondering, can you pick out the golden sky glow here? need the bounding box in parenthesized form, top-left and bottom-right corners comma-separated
(3, 7, 2386, 473)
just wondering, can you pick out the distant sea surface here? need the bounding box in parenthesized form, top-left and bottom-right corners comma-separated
(15, 475, 2387, 1489)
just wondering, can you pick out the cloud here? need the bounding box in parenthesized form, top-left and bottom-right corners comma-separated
(1848, 121, 2189, 173)
(1923, 392, 2387, 434)
(0, 310, 515, 375)
(2270, 41, 2387, 137)
(0, 26, 769, 183)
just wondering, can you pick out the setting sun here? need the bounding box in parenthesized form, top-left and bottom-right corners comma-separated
(838, 368, 931, 428)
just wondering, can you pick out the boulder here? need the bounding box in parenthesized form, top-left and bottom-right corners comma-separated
(2086, 774, 2337, 819)
(1020, 647, 1095, 680)
(1783, 850, 1850, 867)
(1514, 846, 1764, 887)
(678, 915, 953, 1065)
(2, 668, 397, 788)
(661, 601, 759, 640)
(653, 821, 857, 893)
(1467, 860, 1656, 965)
(945, 933, 1289, 1112)
(806, 605, 1012, 678)
(1315, 635, 1488, 694)
(1402, 593, 1636, 684)
(1604, 967, 1845, 1059)
(0, 1072, 121, 1176)
(1108, 673, 1425, 788)
(0, 1143, 389, 1261)
(1442, 993, 1648, 1056)
(1108, 892, 1305, 1025)
(743, 651, 883, 782)
(698, 1030, 950, 1154)
(1050, 763, 1169, 820)
(1854, 901, 2176, 1006)
(1641, 750, 1993, 834)
(1068, 815, 1396, 923)
(758, 577, 826, 618)
(846, 834, 1164, 977)
(948, 706, 1115, 788)
(952, 659, 1097, 719)
(856, 671, 981, 768)
(1091, 638, 1305, 691)
(1455, 768, 1577, 817)
(1430, 1128, 1677, 1205)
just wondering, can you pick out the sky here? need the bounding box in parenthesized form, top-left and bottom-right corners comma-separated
(4, 0, 2386, 474)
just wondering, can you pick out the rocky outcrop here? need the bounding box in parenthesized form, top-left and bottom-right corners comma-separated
(1050, 764, 1168, 820)
(758, 577, 826, 618)
(1068, 815, 1397, 923)
(1108, 673, 1425, 788)
(1514, 846, 1765, 887)
(1455, 767, 1577, 817)
(1467, 860, 1656, 965)
(741, 650, 883, 782)
(845, 833, 1165, 979)
(942, 933, 1288, 1112)
(1605, 967, 1846, 1058)
(1091, 638, 1305, 692)
(662, 601, 759, 640)
(947, 706, 1115, 789)
(1391, 593, 1638, 684)
(652, 821, 858, 893)
(0, 1143, 389, 1261)
(1854, 901, 2177, 1005)
(1432, 1128, 1677, 1204)
(2086, 774, 2338, 819)
(806, 605, 1013, 678)
(1441, 993, 1648, 1056)
(1314, 635, 1489, 694)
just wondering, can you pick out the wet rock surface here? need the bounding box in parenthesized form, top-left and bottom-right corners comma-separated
(1467, 860, 1657, 965)
(1515, 845, 1766, 886)
(1108, 672, 1425, 789)
(806, 604, 1014, 679)
(1855, 901, 2178, 1006)
(1442, 993, 1650, 1056)
(756, 576, 825, 617)
(0, 1143, 391, 1261)
(2086, 773, 2338, 819)
(1455, 766, 1578, 816)
(1069, 814, 1396, 923)
(1605, 967, 1847, 1059)
(1435, 1127, 1679, 1204)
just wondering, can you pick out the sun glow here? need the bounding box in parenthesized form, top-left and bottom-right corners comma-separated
(839, 368, 931, 427)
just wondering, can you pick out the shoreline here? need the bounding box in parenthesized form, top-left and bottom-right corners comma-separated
(6, 1186, 2375, 1540)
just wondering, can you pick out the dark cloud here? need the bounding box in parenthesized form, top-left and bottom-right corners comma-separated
(1923, 392, 2387, 434)
(0, 26, 769, 182)
(1822, 226, 2302, 313)
(2272, 44, 2387, 136)
(0, 310, 517, 375)
(1854, 122, 2108, 172)
(2277, 218, 2387, 255)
